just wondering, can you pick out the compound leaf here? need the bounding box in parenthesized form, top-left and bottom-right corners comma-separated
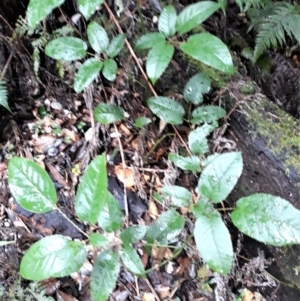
(20, 235, 86, 281)
(91, 250, 120, 301)
(75, 154, 107, 224)
(90, 233, 109, 247)
(198, 152, 243, 203)
(8, 157, 57, 213)
(159, 185, 192, 207)
(74, 58, 103, 93)
(121, 225, 147, 245)
(180, 33, 234, 74)
(45, 37, 87, 61)
(135, 33, 165, 50)
(231, 194, 300, 246)
(147, 96, 184, 125)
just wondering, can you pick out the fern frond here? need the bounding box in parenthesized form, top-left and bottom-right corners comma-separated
(253, 3, 300, 62)
(236, 0, 266, 13)
(13, 16, 29, 38)
(0, 79, 11, 113)
(52, 26, 74, 38)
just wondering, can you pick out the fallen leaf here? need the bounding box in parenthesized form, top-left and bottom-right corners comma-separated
(115, 165, 136, 188)
(148, 200, 159, 219)
(143, 293, 156, 301)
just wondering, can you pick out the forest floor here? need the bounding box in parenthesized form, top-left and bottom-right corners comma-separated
(0, 1, 299, 301)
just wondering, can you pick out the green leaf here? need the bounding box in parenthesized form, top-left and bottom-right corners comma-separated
(188, 124, 215, 155)
(74, 58, 103, 93)
(90, 233, 109, 247)
(45, 37, 87, 61)
(184, 72, 211, 105)
(168, 153, 201, 172)
(107, 34, 126, 58)
(102, 59, 118, 81)
(134, 116, 151, 128)
(120, 245, 145, 276)
(180, 33, 234, 74)
(158, 5, 177, 37)
(75, 154, 107, 224)
(94, 103, 123, 124)
(91, 250, 120, 301)
(147, 96, 184, 125)
(8, 157, 57, 213)
(176, 1, 220, 34)
(231, 194, 300, 246)
(146, 209, 185, 246)
(27, 0, 64, 32)
(146, 43, 174, 84)
(135, 33, 165, 50)
(78, 0, 104, 20)
(191, 105, 226, 124)
(159, 185, 192, 207)
(20, 235, 86, 281)
(120, 225, 147, 245)
(0, 80, 11, 113)
(97, 192, 123, 232)
(194, 209, 233, 274)
(87, 21, 109, 54)
(198, 152, 243, 203)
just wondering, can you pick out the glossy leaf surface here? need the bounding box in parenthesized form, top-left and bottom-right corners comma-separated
(8, 157, 57, 213)
(74, 58, 103, 93)
(184, 72, 211, 105)
(134, 117, 151, 128)
(198, 152, 243, 203)
(107, 34, 126, 58)
(176, 1, 220, 34)
(147, 96, 184, 125)
(20, 235, 86, 280)
(180, 33, 234, 74)
(94, 103, 123, 124)
(45, 37, 87, 61)
(102, 59, 118, 81)
(194, 208, 233, 274)
(120, 245, 146, 276)
(159, 185, 192, 207)
(90, 233, 109, 247)
(91, 251, 120, 301)
(168, 153, 201, 172)
(75, 154, 107, 224)
(232, 194, 300, 246)
(87, 22, 109, 54)
(146, 43, 174, 84)
(121, 225, 147, 245)
(97, 192, 123, 232)
(78, 0, 104, 20)
(191, 105, 226, 124)
(158, 5, 177, 37)
(135, 33, 165, 50)
(188, 124, 215, 155)
(146, 209, 185, 245)
(27, 0, 64, 32)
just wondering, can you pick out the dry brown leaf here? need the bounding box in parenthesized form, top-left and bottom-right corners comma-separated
(56, 290, 78, 301)
(62, 128, 78, 142)
(33, 135, 56, 153)
(115, 165, 135, 188)
(119, 123, 131, 136)
(143, 292, 156, 301)
(148, 200, 159, 219)
(155, 285, 170, 300)
(152, 245, 167, 260)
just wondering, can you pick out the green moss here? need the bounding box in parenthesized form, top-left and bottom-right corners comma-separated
(240, 91, 300, 173)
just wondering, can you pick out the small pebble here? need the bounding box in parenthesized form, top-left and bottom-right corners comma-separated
(51, 101, 62, 111)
